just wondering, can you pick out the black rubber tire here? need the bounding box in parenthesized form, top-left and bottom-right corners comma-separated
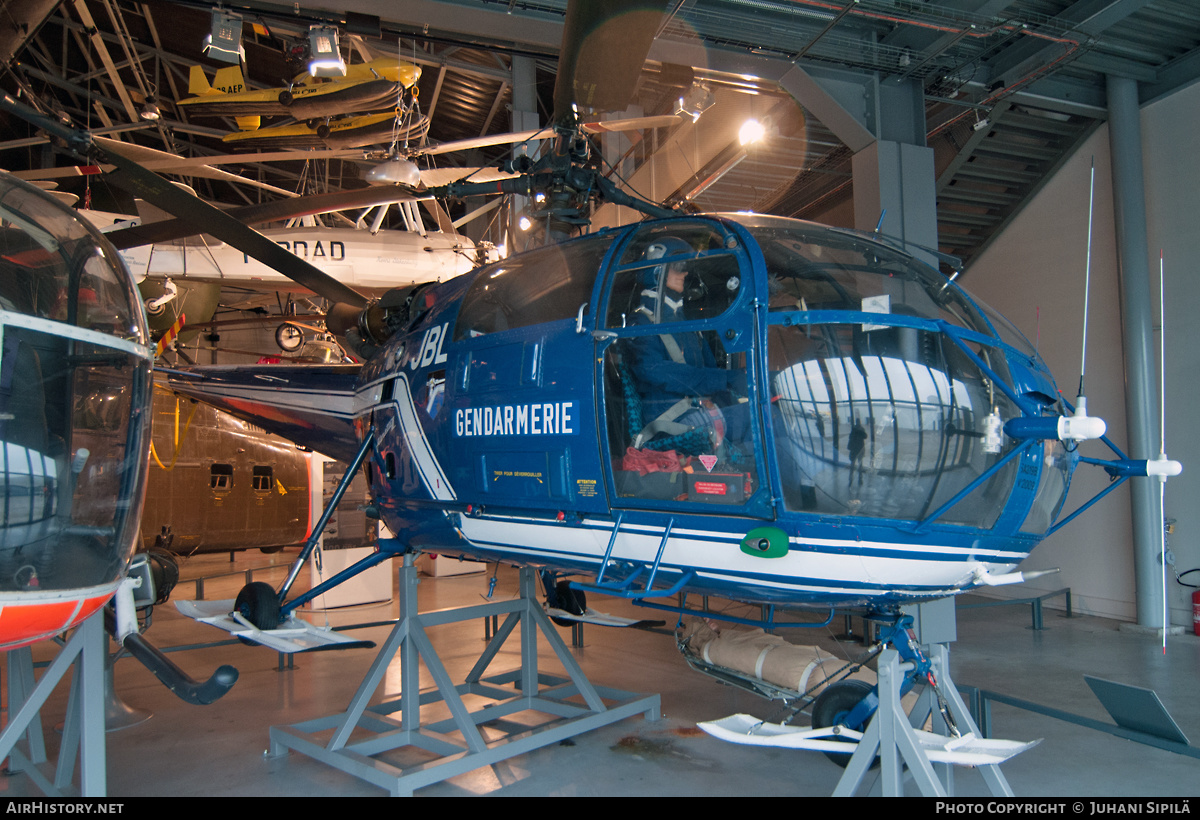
(550, 580, 586, 628)
(811, 679, 877, 768)
(275, 322, 303, 352)
(235, 582, 281, 631)
(278, 90, 293, 106)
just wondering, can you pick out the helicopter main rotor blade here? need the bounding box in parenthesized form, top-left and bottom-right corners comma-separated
(0, 91, 369, 308)
(396, 117, 678, 165)
(105, 184, 422, 250)
(581, 114, 682, 133)
(552, 0, 669, 126)
(414, 128, 552, 157)
(98, 149, 368, 308)
(15, 147, 371, 180)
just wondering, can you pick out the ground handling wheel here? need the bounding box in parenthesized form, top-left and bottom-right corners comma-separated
(541, 573, 587, 627)
(811, 679, 878, 768)
(235, 581, 281, 631)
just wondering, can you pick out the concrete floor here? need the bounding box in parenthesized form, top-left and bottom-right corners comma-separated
(3, 549, 1199, 797)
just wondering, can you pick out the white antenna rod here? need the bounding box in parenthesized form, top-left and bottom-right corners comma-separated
(1159, 250, 1167, 653)
(1079, 158, 1095, 399)
(1052, 158, 1107, 444)
(1159, 251, 1166, 457)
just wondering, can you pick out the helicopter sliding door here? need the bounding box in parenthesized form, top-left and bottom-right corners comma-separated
(597, 220, 769, 516)
(448, 232, 616, 515)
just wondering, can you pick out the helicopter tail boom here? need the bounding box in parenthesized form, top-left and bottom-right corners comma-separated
(160, 364, 362, 462)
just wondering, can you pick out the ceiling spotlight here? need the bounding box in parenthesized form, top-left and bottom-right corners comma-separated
(139, 97, 161, 121)
(738, 118, 765, 146)
(365, 157, 421, 187)
(307, 25, 346, 77)
(518, 215, 533, 232)
(203, 9, 245, 65)
(972, 113, 991, 132)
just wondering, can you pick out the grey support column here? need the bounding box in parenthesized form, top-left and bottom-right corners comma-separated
(509, 55, 538, 249)
(1106, 74, 1164, 630)
(851, 78, 938, 263)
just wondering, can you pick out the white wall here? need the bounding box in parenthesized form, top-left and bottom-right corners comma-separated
(962, 81, 1200, 625)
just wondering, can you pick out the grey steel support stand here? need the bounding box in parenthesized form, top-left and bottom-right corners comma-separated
(833, 643, 1014, 797)
(269, 554, 661, 796)
(0, 609, 108, 796)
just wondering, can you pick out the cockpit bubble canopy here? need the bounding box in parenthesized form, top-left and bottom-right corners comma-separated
(735, 215, 1068, 534)
(0, 172, 151, 598)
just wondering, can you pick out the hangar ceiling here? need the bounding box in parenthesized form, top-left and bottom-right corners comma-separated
(2, 0, 1199, 268)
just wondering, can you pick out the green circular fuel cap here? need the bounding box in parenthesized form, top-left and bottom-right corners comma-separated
(739, 526, 789, 559)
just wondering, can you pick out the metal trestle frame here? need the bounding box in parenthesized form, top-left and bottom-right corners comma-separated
(833, 643, 1017, 797)
(267, 554, 661, 796)
(0, 609, 108, 796)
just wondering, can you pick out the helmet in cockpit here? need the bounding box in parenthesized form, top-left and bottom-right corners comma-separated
(637, 236, 701, 323)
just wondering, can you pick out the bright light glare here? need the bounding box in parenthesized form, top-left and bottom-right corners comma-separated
(518, 215, 533, 231)
(739, 119, 765, 146)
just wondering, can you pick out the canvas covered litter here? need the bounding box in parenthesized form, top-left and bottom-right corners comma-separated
(678, 618, 874, 698)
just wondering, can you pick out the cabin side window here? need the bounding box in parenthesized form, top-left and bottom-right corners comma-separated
(453, 234, 614, 340)
(210, 463, 232, 491)
(252, 465, 273, 492)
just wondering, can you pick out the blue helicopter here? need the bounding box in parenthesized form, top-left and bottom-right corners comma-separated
(1, 0, 1177, 763)
(161, 206, 1173, 630)
(130, 0, 1178, 639)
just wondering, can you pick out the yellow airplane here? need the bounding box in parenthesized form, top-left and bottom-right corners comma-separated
(179, 59, 421, 123)
(219, 108, 428, 150)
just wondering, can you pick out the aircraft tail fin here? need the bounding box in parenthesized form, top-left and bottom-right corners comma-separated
(189, 65, 247, 98)
(187, 65, 212, 96)
(233, 115, 261, 132)
(210, 66, 246, 95)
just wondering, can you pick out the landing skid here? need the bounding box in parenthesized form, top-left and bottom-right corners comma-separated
(543, 605, 664, 629)
(175, 599, 375, 652)
(700, 643, 1037, 796)
(266, 554, 661, 796)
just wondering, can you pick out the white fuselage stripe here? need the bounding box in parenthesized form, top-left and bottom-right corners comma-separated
(190, 383, 355, 418)
(383, 374, 456, 501)
(453, 515, 1025, 596)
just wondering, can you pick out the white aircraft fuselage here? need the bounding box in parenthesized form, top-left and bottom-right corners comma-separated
(119, 226, 489, 295)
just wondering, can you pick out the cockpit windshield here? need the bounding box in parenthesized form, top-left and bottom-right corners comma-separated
(736, 216, 992, 337)
(739, 217, 1028, 529)
(0, 180, 146, 343)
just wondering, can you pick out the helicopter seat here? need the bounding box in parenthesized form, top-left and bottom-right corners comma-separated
(616, 359, 710, 456)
